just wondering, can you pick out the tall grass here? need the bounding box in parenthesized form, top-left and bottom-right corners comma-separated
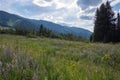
(0, 34, 119, 80)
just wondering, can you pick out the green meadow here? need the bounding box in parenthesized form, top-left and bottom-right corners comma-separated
(0, 34, 120, 80)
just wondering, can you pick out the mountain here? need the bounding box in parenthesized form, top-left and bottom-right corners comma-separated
(0, 11, 92, 38)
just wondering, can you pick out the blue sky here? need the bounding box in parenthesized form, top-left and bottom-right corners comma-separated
(0, 0, 120, 31)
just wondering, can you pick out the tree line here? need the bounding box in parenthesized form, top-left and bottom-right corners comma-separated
(90, 1, 120, 43)
(0, 24, 88, 42)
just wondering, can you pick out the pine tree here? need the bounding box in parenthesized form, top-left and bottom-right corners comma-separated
(117, 13, 120, 28)
(116, 13, 120, 42)
(93, 3, 107, 42)
(103, 1, 115, 42)
(38, 24, 44, 36)
(92, 1, 115, 42)
(93, 8, 103, 42)
(105, 1, 115, 29)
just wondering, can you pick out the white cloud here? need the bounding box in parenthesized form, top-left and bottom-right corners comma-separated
(32, 0, 52, 7)
(27, 0, 97, 31)
(32, 0, 78, 9)
(111, 0, 120, 6)
(0, 0, 120, 31)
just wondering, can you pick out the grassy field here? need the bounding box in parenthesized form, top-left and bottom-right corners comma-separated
(0, 34, 120, 80)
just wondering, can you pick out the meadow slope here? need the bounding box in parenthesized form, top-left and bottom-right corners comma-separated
(0, 34, 120, 80)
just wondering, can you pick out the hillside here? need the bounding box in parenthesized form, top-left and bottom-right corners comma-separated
(0, 34, 120, 80)
(0, 11, 92, 38)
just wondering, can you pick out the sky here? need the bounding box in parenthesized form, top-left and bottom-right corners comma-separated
(0, 0, 120, 31)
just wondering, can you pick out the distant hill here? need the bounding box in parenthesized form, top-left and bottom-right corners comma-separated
(0, 10, 92, 38)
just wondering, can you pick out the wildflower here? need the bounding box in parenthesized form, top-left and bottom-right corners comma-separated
(104, 54, 110, 59)
(71, 63, 76, 68)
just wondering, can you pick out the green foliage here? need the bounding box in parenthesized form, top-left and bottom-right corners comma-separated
(0, 24, 87, 42)
(15, 27, 31, 35)
(37, 24, 54, 37)
(91, 1, 120, 43)
(0, 35, 120, 80)
(0, 47, 38, 80)
(0, 27, 15, 34)
(26, 33, 37, 38)
(37, 24, 87, 42)
(117, 13, 120, 28)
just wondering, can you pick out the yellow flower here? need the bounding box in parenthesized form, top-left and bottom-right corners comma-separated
(104, 54, 110, 59)
(71, 63, 76, 68)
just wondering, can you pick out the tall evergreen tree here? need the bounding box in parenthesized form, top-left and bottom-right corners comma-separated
(116, 13, 120, 42)
(38, 24, 44, 36)
(105, 1, 115, 29)
(93, 3, 107, 42)
(103, 1, 115, 42)
(92, 1, 115, 42)
(117, 13, 120, 28)
(93, 8, 103, 42)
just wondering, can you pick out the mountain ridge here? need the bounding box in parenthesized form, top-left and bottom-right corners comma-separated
(0, 10, 92, 38)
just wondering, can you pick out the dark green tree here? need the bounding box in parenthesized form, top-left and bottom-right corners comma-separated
(92, 1, 115, 42)
(38, 24, 44, 36)
(115, 13, 120, 42)
(37, 24, 54, 37)
(93, 8, 103, 42)
(15, 27, 30, 35)
(117, 13, 120, 28)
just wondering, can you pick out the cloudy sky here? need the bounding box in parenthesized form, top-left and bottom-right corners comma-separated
(0, 0, 120, 31)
